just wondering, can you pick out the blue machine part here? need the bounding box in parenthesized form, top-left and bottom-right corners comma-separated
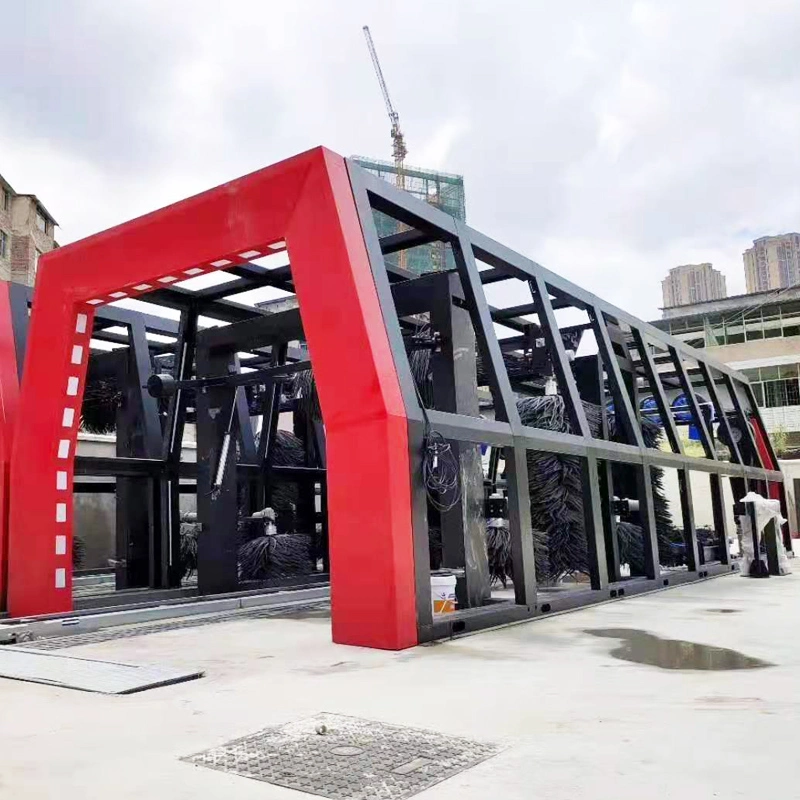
(672, 393, 713, 430)
(671, 393, 693, 424)
(639, 395, 661, 425)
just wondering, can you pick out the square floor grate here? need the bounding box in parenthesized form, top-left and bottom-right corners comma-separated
(183, 713, 500, 799)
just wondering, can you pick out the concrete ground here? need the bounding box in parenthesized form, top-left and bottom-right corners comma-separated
(0, 572, 798, 799)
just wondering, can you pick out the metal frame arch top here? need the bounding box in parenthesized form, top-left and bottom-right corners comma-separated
(7, 147, 419, 651)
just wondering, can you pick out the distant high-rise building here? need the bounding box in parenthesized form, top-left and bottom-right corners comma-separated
(351, 157, 466, 275)
(0, 171, 58, 286)
(661, 263, 727, 309)
(744, 233, 800, 293)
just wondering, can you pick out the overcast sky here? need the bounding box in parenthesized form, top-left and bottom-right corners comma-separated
(3, 0, 800, 321)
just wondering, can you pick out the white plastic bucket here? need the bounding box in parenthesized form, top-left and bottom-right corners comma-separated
(431, 574, 457, 615)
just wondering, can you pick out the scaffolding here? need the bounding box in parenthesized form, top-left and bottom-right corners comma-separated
(351, 157, 466, 275)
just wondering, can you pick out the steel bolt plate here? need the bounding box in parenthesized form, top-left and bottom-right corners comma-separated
(183, 713, 500, 799)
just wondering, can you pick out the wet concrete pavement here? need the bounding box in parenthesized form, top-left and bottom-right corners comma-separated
(0, 571, 798, 799)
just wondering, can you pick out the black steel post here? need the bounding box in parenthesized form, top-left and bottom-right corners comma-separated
(112, 349, 150, 589)
(582, 455, 610, 590)
(504, 445, 537, 606)
(677, 469, 700, 571)
(195, 344, 240, 594)
(763, 517, 781, 576)
(115, 319, 164, 589)
(429, 272, 490, 607)
(159, 306, 198, 588)
(709, 473, 731, 564)
(635, 465, 660, 580)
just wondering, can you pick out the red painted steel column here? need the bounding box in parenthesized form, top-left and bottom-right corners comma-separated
(288, 150, 417, 650)
(6, 147, 419, 649)
(8, 280, 90, 615)
(0, 283, 20, 611)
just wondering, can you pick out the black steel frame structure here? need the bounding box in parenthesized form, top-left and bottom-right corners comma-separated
(345, 159, 788, 642)
(7, 158, 789, 638)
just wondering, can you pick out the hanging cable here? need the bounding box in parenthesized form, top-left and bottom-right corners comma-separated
(422, 429, 462, 512)
(412, 374, 462, 513)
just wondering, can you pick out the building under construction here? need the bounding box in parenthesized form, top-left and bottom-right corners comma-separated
(351, 156, 466, 274)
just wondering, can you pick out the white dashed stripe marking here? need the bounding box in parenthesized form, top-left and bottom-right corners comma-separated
(75, 314, 88, 334)
(55, 535, 67, 556)
(62, 408, 75, 428)
(56, 471, 68, 491)
(158, 276, 178, 283)
(56, 503, 67, 523)
(109, 291, 127, 299)
(66, 376, 79, 396)
(87, 299, 104, 306)
(133, 284, 152, 291)
(55, 568, 66, 589)
(210, 259, 231, 267)
(71, 345, 83, 365)
(57, 440, 71, 459)
(184, 268, 204, 276)
(239, 250, 261, 259)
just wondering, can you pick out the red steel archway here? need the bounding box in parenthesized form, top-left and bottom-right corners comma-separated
(7, 147, 418, 650)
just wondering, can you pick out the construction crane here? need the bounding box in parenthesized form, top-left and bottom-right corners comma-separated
(363, 25, 407, 191)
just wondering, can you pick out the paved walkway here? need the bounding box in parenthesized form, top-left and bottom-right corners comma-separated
(0, 572, 797, 799)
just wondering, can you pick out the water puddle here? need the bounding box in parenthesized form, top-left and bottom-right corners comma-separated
(585, 628, 772, 671)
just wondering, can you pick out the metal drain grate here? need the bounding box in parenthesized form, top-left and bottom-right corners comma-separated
(20, 600, 330, 651)
(183, 713, 500, 800)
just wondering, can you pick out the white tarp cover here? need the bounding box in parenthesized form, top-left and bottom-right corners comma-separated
(740, 492, 791, 575)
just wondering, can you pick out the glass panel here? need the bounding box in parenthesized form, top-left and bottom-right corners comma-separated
(763, 379, 799, 408)
(764, 381, 780, 408)
(745, 317, 764, 340)
(752, 383, 764, 406)
(725, 316, 744, 344)
(763, 314, 782, 339)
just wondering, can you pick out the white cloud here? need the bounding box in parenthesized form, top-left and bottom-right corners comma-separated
(3, 0, 800, 323)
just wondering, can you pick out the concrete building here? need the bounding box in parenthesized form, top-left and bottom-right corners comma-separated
(661, 263, 727, 308)
(743, 233, 800, 293)
(655, 285, 800, 450)
(0, 172, 58, 286)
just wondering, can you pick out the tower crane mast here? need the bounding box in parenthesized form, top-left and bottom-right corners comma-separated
(363, 25, 407, 189)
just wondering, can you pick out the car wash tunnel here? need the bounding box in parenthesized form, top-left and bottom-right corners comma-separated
(0, 147, 789, 650)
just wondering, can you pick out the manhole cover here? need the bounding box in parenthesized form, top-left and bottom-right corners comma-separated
(183, 713, 500, 799)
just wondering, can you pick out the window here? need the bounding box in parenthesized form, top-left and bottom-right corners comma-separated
(745, 316, 764, 340)
(35, 210, 47, 234)
(0, 230, 7, 258)
(2, 188, 10, 212)
(763, 378, 800, 408)
(724, 315, 745, 344)
(782, 310, 800, 338)
(763, 313, 783, 339)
